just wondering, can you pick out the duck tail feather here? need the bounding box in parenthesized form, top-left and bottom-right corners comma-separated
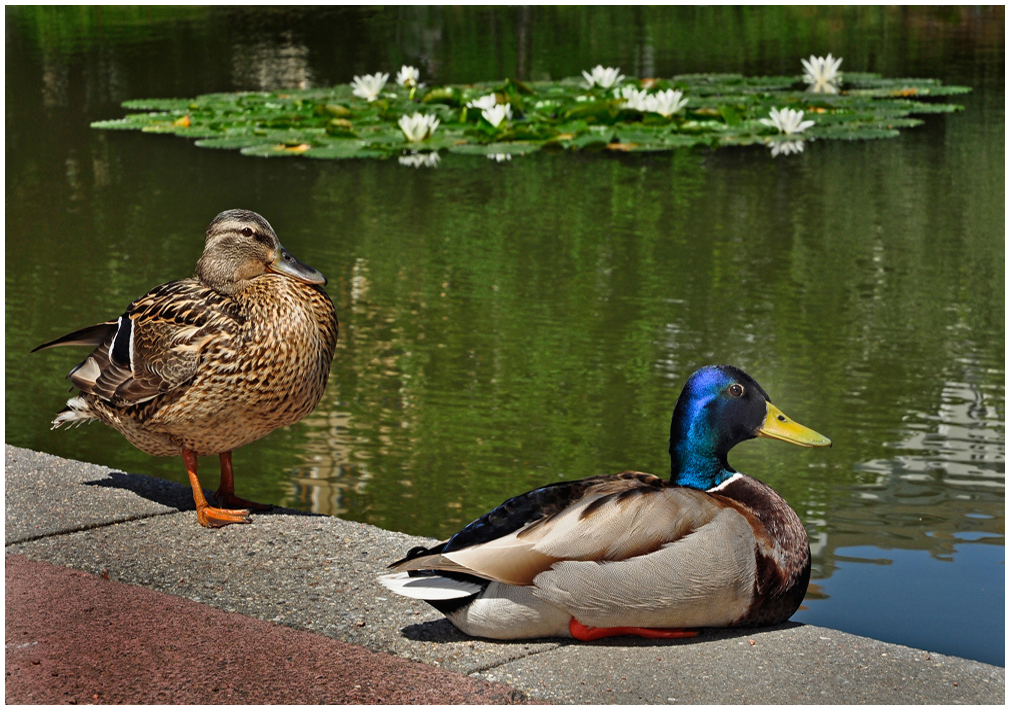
(378, 572, 483, 601)
(52, 396, 96, 429)
(32, 322, 117, 353)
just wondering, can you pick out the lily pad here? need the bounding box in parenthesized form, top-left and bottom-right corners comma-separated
(447, 141, 541, 156)
(195, 136, 275, 150)
(304, 141, 386, 159)
(121, 98, 194, 111)
(91, 118, 146, 131)
(92, 70, 970, 161)
(240, 143, 315, 157)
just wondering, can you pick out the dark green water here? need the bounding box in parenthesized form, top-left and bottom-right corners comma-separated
(6, 7, 1004, 665)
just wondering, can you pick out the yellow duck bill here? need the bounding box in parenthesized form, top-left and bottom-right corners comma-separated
(757, 402, 832, 448)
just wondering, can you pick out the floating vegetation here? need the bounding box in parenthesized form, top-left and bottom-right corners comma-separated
(92, 61, 969, 161)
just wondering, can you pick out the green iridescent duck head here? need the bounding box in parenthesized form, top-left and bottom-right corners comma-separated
(669, 365, 830, 490)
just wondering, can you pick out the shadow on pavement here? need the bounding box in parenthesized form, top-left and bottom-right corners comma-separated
(84, 471, 195, 510)
(83, 471, 319, 518)
(398, 617, 803, 646)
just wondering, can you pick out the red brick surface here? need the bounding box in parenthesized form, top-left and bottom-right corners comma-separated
(5, 554, 525, 704)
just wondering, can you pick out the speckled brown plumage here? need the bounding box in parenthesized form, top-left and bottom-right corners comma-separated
(72, 274, 337, 457)
(35, 209, 338, 527)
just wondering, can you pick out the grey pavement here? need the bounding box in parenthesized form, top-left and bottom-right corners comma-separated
(5, 444, 1005, 704)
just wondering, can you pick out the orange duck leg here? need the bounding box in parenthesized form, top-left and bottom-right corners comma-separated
(569, 618, 699, 642)
(184, 449, 251, 527)
(213, 451, 273, 511)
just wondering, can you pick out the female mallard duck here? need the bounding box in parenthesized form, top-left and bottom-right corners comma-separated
(33, 209, 338, 528)
(380, 365, 830, 640)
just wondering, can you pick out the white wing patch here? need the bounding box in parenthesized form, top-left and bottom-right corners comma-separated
(127, 316, 136, 372)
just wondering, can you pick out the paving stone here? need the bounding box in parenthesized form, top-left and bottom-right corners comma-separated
(5, 445, 193, 544)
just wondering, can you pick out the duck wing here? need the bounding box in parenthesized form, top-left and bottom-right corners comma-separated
(43, 279, 241, 406)
(389, 472, 736, 585)
(528, 494, 758, 628)
(392, 472, 762, 627)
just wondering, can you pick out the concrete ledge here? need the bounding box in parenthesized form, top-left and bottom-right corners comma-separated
(5, 445, 1005, 704)
(5, 446, 195, 544)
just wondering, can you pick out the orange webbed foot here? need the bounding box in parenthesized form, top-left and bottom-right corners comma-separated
(196, 504, 252, 528)
(569, 618, 699, 641)
(185, 449, 254, 528)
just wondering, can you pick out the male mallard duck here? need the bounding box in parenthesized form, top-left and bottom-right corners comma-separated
(33, 209, 338, 528)
(380, 365, 830, 640)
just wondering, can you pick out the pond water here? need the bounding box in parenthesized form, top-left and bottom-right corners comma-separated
(6, 7, 1004, 666)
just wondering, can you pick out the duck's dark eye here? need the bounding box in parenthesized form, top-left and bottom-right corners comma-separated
(241, 227, 254, 237)
(728, 383, 745, 397)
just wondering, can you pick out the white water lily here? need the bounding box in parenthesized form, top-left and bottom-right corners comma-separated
(801, 54, 843, 94)
(770, 140, 805, 157)
(617, 85, 641, 100)
(582, 65, 624, 89)
(647, 89, 689, 117)
(351, 72, 389, 101)
(398, 112, 440, 142)
(619, 86, 649, 111)
(619, 87, 688, 117)
(399, 151, 440, 168)
(396, 65, 420, 88)
(487, 152, 512, 162)
(481, 103, 512, 128)
(760, 107, 815, 135)
(466, 93, 498, 111)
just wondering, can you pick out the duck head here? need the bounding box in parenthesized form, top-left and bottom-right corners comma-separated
(196, 209, 327, 295)
(669, 365, 830, 490)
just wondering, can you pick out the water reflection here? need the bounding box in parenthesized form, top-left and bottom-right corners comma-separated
(770, 139, 805, 157)
(41, 57, 70, 107)
(860, 380, 1003, 489)
(846, 377, 1004, 559)
(287, 396, 356, 515)
(232, 33, 314, 90)
(398, 151, 441, 168)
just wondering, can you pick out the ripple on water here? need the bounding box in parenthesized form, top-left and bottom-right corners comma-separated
(857, 379, 1004, 494)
